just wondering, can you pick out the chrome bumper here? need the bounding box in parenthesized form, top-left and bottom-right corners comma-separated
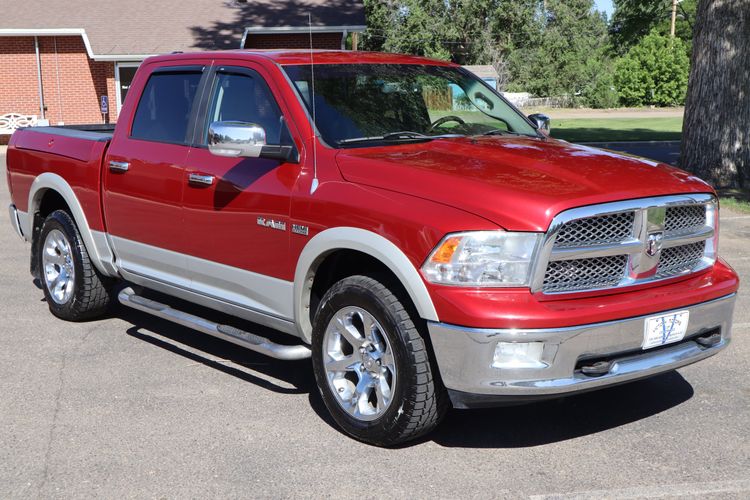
(8, 204, 25, 240)
(428, 294, 736, 407)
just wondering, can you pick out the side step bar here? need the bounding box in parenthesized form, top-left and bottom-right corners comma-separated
(118, 287, 311, 360)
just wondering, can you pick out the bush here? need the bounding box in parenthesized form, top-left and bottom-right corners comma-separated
(582, 68, 619, 108)
(614, 31, 690, 106)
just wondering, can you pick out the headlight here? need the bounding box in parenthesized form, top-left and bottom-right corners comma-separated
(421, 231, 542, 287)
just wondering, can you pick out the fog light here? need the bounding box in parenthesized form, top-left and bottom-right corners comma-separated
(492, 342, 547, 369)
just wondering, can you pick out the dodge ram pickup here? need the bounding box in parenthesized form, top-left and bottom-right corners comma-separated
(5, 50, 738, 446)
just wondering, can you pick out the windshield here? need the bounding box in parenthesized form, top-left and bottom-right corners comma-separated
(282, 63, 538, 147)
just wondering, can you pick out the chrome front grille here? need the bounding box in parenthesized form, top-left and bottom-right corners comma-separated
(532, 194, 717, 294)
(554, 211, 635, 248)
(543, 255, 628, 293)
(664, 205, 706, 236)
(656, 241, 706, 278)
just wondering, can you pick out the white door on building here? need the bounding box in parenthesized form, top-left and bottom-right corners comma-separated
(115, 62, 141, 113)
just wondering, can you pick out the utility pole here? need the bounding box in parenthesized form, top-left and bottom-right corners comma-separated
(670, 0, 679, 37)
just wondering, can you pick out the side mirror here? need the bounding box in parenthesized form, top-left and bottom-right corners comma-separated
(527, 113, 551, 135)
(208, 121, 266, 158)
(208, 121, 299, 162)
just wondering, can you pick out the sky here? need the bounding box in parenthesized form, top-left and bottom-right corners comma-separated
(595, 0, 614, 17)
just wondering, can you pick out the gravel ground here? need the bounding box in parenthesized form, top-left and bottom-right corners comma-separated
(1, 149, 748, 499)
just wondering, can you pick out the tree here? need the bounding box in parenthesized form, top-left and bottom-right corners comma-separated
(610, 0, 696, 55)
(614, 30, 689, 106)
(508, 0, 614, 107)
(680, 0, 750, 188)
(361, 1, 540, 65)
(361, 0, 452, 60)
(361, 0, 615, 106)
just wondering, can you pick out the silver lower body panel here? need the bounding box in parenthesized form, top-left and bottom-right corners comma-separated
(428, 294, 736, 404)
(118, 269, 299, 337)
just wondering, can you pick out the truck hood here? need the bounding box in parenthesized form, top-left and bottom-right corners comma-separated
(335, 136, 713, 231)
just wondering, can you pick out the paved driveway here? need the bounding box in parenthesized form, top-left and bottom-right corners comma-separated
(581, 141, 681, 166)
(1, 150, 748, 498)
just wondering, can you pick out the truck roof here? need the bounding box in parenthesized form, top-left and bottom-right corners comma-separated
(144, 49, 458, 67)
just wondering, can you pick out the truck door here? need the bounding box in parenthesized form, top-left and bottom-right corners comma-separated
(180, 64, 303, 320)
(103, 64, 206, 287)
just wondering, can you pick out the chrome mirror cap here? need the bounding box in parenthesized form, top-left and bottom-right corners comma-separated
(208, 121, 267, 158)
(527, 113, 551, 135)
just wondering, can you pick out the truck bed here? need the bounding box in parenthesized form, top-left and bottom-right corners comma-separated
(7, 125, 113, 232)
(10, 125, 112, 161)
(18, 124, 115, 143)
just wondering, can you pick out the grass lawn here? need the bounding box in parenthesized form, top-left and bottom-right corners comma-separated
(550, 117, 683, 143)
(431, 110, 683, 143)
(717, 189, 750, 214)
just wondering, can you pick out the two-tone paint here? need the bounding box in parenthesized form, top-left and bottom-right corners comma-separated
(6, 50, 740, 346)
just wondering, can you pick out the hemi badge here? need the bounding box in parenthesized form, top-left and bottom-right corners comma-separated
(257, 217, 286, 231)
(292, 224, 309, 236)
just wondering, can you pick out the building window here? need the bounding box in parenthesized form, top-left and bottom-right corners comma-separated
(115, 62, 141, 112)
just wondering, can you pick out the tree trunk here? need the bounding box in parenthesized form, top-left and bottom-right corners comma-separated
(680, 0, 750, 188)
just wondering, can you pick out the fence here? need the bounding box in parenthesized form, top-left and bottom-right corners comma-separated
(502, 93, 575, 109)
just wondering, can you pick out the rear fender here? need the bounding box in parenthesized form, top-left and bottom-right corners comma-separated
(27, 173, 118, 277)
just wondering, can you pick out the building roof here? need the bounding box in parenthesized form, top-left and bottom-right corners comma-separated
(462, 65, 500, 80)
(0, 0, 366, 59)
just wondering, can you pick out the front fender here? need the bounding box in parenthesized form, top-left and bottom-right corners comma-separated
(293, 227, 439, 343)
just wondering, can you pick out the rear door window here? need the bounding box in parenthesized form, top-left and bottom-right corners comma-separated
(131, 71, 202, 144)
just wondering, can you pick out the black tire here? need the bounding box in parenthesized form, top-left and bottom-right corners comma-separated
(37, 210, 113, 321)
(311, 275, 448, 446)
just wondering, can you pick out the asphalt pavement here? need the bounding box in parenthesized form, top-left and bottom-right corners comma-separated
(580, 141, 681, 166)
(1, 148, 748, 498)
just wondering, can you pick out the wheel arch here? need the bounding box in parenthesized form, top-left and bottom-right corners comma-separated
(293, 227, 438, 343)
(27, 173, 118, 276)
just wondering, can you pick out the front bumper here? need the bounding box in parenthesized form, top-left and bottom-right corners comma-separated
(428, 293, 736, 408)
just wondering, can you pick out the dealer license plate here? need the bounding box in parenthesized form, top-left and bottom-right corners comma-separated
(642, 310, 690, 349)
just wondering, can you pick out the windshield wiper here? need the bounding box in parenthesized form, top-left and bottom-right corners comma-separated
(337, 131, 460, 145)
(480, 129, 526, 137)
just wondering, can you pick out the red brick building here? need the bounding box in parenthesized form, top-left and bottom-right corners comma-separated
(0, 0, 365, 140)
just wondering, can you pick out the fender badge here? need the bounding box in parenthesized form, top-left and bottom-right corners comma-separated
(257, 217, 286, 231)
(291, 224, 309, 236)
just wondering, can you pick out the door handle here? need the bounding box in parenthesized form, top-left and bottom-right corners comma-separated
(188, 173, 215, 186)
(109, 160, 130, 172)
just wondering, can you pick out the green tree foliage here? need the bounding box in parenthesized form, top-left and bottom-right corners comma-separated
(614, 31, 689, 106)
(362, 1, 616, 107)
(587, 67, 620, 108)
(361, 0, 540, 65)
(610, 0, 696, 55)
(508, 0, 614, 107)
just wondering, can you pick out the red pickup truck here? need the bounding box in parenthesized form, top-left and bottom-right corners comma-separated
(6, 50, 738, 446)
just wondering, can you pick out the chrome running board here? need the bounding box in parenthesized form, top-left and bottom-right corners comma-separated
(118, 287, 311, 360)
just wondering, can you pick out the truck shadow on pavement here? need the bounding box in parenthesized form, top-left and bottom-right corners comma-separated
(112, 301, 694, 449)
(116, 305, 316, 396)
(427, 370, 693, 448)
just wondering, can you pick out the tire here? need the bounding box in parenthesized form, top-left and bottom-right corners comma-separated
(37, 210, 113, 321)
(311, 275, 447, 446)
